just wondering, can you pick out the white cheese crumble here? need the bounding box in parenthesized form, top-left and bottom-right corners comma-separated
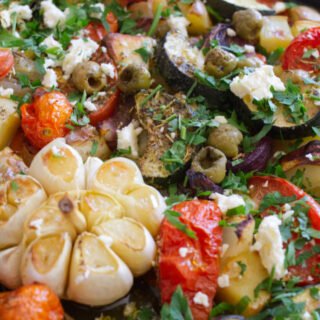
(217, 274, 230, 288)
(244, 45, 255, 53)
(83, 99, 97, 112)
(0, 87, 14, 98)
(230, 65, 285, 101)
(193, 292, 210, 307)
(273, 1, 287, 13)
(40, 35, 62, 51)
(42, 69, 58, 88)
(101, 63, 116, 79)
(0, 3, 32, 28)
(178, 247, 189, 258)
(209, 193, 245, 214)
(117, 121, 143, 158)
(165, 33, 204, 71)
(89, 3, 105, 19)
(167, 16, 190, 37)
(306, 153, 314, 161)
(302, 312, 312, 320)
(251, 215, 286, 280)
(62, 38, 99, 79)
(226, 28, 236, 37)
(41, 0, 67, 29)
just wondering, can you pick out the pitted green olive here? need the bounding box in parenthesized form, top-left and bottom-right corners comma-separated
(205, 48, 238, 78)
(118, 64, 151, 94)
(72, 61, 107, 94)
(232, 9, 263, 42)
(208, 124, 243, 158)
(191, 146, 227, 183)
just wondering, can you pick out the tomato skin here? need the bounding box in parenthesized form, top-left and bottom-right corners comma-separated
(89, 89, 120, 126)
(283, 27, 320, 72)
(86, 12, 119, 42)
(0, 48, 14, 79)
(249, 176, 320, 285)
(21, 90, 73, 150)
(0, 284, 64, 320)
(158, 200, 223, 320)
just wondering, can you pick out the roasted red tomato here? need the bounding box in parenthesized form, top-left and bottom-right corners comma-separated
(0, 284, 64, 320)
(0, 48, 14, 79)
(283, 27, 320, 72)
(86, 12, 119, 43)
(21, 90, 73, 150)
(158, 200, 223, 320)
(89, 88, 120, 126)
(249, 176, 320, 285)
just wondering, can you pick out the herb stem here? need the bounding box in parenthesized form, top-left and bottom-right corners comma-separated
(141, 84, 162, 106)
(147, 4, 163, 37)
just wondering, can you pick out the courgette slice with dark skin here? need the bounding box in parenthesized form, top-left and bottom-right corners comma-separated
(230, 93, 320, 139)
(156, 33, 229, 107)
(206, 0, 275, 19)
(135, 90, 195, 186)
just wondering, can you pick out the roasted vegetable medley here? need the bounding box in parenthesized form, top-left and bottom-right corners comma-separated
(0, 0, 320, 319)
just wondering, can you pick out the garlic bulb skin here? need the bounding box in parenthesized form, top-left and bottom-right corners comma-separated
(93, 217, 156, 276)
(0, 175, 46, 249)
(0, 245, 23, 289)
(67, 232, 133, 306)
(21, 233, 72, 296)
(29, 138, 85, 195)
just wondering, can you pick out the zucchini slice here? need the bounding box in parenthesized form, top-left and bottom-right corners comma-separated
(156, 32, 229, 106)
(135, 91, 194, 185)
(207, 0, 275, 19)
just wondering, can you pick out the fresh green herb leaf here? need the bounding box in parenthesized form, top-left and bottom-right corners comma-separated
(242, 124, 272, 153)
(237, 261, 247, 276)
(90, 140, 99, 156)
(135, 46, 151, 63)
(226, 205, 246, 216)
(259, 192, 296, 212)
(147, 4, 163, 36)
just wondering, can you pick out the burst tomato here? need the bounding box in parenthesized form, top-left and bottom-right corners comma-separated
(21, 90, 73, 150)
(249, 175, 320, 285)
(0, 284, 64, 320)
(86, 12, 119, 43)
(283, 27, 320, 72)
(0, 48, 14, 79)
(158, 200, 223, 320)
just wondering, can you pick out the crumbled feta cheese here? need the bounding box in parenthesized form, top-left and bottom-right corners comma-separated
(0, 87, 14, 98)
(83, 100, 97, 112)
(179, 247, 189, 258)
(40, 35, 62, 51)
(251, 215, 286, 280)
(0, 3, 32, 28)
(41, 0, 67, 29)
(262, 180, 269, 188)
(283, 203, 291, 212)
(209, 193, 245, 214)
(306, 153, 314, 161)
(165, 33, 204, 71)
(62, 38, 99, 79)
(193, 292, 210, 307)
(117, 121, 143, 158)
(42, 69, 58, 88)
(302, 312, 312, 320)
(273, 1, 287, 13)
(213, 115, 228, 124)
(167, 16, 190, 37)
(244, 45, 255, 53)
(282, 210, 294, 221)
(217, 274, 230, 288)
(230, 65, 285, 101)
(101, 46, 107, 53)
(89, 3, 105, 19)
(101, 63, 116, 79)
(312, 49, 320, 59)
(226, 28, 236, 37)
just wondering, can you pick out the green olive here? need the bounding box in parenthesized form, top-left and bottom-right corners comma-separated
(205, 47, 238, 78)
(191, 146, 227, 183)
(232, 9, 263, 42)
(207, 124, 243, 158)
(118, 64, 151, 94)
(72, 61, 107, 94)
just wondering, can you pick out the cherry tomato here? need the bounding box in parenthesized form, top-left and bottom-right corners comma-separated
(86, 12, 119, 43)
(89, 88, 120, 126)
(283, 27, 320, 72)
(257, 0, 278, 7)
(0, 48, 14, 79)
(0, 284, 64, 320)
(249, 176, 320, 285)
(21, 90, 73, 150)
(158, 200, 223, 320)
